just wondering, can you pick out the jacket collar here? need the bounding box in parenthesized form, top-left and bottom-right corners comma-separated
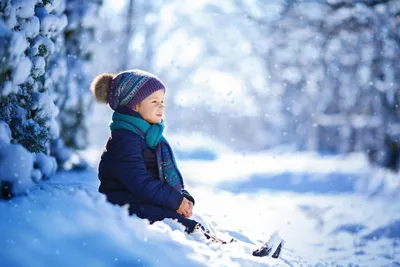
(115, 106, 143, 119)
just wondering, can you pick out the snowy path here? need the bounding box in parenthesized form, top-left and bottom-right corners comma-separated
(1, 152, 399, 266)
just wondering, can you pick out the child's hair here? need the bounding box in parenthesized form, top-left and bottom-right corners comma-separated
(90, 69, 166, 110)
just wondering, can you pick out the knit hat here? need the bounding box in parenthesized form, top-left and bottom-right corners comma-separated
(90, 69, 166, 110)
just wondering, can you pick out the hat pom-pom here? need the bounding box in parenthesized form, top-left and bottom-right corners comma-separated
(90, 73, 114, 103)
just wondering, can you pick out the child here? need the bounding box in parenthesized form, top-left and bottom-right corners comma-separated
(90, 69, 199, 233)
(90, 69, 284, 257)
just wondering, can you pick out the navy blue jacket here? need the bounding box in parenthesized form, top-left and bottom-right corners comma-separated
(98, 107, 195, 214)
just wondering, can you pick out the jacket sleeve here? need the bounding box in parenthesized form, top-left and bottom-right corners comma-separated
(112, 130, 183, 210)
(180, 189, 195, 205)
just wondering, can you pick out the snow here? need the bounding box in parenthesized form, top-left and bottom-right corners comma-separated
(0, 120, 12, 143)
(19, 16, 40, 39)
(34, 153, 57, 180)
(1, 132, 400, 266)
(29, 35, 54, 57)
(31, 92, 60, 121)
(1, 81, 18, 96)
(10, 31, 29, 60)
(2, 3, 18, 28)
(31, 56, 45, 78)
(51, 139, 73, 166)
(38, 12, 62, 38)
(0, 170, 286, 267)
(42, 0, 65, 14)
(1, 0, 400, 266)
(0, 29, 34, 89)
(0, 141, 34, 196)
(11, 0, 35, 19)
(12, 56, 32, 85)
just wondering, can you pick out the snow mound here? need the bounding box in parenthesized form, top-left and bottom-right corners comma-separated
(0, 141, 34, 197)
(0, 170, 291, 267)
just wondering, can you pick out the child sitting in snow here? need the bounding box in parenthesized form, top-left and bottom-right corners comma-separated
(90, 69, 200, 234)
(89, 69, 283, 256)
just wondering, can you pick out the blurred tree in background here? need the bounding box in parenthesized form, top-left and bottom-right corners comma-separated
(49, 0, 103, 167)
(0, 0, 103, 198)
(103, 0, 399, 171)
(2, 0, 398, 193)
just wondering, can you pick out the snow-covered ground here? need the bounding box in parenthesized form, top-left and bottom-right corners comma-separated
(1, 106, 400, 266)
(1, 148, 399, 266)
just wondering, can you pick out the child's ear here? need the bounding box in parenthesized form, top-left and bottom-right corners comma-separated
(132, 104, 139, 112)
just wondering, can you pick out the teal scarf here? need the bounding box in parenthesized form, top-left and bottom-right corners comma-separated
(109, 112, 184, 190)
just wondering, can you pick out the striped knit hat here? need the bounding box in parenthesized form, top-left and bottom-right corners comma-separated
(107, 69, 166, 110)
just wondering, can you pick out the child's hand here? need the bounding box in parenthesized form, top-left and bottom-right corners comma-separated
(186, 200, 194, 218)
(177, 197, 193, 218)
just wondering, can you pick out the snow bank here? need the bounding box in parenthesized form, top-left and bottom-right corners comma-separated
(0, 121, 57, 198)
(1, 166, 398, 266)
(0, 171, 284, 267)
(0, 141, 34, 197)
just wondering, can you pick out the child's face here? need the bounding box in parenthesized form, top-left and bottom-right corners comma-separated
(133, 89, 165, 124)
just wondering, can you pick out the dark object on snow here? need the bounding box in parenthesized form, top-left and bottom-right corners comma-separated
(194, 224, 237, 244)
(272, 242, 282, 258)
(252, 241, 283, 259)
(1, 181, 13, 199)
